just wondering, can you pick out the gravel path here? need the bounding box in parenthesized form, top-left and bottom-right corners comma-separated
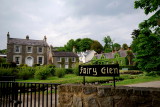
(125, 81, 160, 88)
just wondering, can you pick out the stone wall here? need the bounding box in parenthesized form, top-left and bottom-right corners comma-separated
(58, 84, 160, 107)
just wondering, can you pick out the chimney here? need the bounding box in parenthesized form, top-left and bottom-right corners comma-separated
(72, 46, 76, 53)
(26, 35, 29, 40)
(7, 32, 10, 42)
(44, 36, 47, 42)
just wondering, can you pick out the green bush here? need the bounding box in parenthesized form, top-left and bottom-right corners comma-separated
(34, 66, 51, 80)
(55, 68, 65, 78)
(145, 71, 160, 76)
(0, 67, 13, 76)
(17, 67, 35, 80)
(47, 64, 56, 76)
(73, 63, 79, 76)
(65, 68, 73, 74)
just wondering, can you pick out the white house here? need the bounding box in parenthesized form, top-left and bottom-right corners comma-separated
(77, 50, 96, 63)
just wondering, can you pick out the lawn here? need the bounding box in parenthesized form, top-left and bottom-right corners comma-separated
(16, 73, 160, 86)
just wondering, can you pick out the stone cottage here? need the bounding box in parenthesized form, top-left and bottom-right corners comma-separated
(50, 51, 79, 68)
(6, 32, 49, 66)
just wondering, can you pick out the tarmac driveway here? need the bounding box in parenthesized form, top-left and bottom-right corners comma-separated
(125, 81, 160, 88)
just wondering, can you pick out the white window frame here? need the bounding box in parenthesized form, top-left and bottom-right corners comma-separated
(26, 46, 33, 53)
(57, 57, 61, 62)
(13, 55, 22, 65)
(14, 45, 21, 53)
(37, 56, 44, 65)
(65, 57, 68, 62)
(72, 57, 76, 62)
(37, 47, 43, 54)
(65, 64, 69, 69)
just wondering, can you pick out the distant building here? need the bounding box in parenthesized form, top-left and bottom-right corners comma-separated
(6, 32, 49, 66)
(92, 49, 135, 66)
(50, 51, 79, 68)
(77, 50, 96, 63)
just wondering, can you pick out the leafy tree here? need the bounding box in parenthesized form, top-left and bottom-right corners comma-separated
(64, 39, 75, 51)
(133, 0, 160, 72)
(103, 36, 113, 52)
(79, 38, 93, 51)
(113, 43, 121, 51)
(0, 49, 7, 54)
(131, 29, 140, 52)
(90, 40, 103, 53)
(74, 38, 82, 52)
(122, 43, 128, 50)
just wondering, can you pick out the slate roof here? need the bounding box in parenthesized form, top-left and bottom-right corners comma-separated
(52, 51, 78, 57)
(95, 50, 129, 59)
(8, 38, 48, 46)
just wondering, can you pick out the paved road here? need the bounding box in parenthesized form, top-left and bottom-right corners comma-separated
(125, 81, 160, 88)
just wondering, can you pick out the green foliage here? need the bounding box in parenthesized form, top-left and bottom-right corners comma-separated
(55, 68, 66, 78)
(103, 36, 113, 52)
(79, 38, 93, 51)
(134, 0, 160, 15)
(122, 43, 128, 50)
(145, 71, 160, 76)
(17, 67, 35, 80)
(133, 0, 160, 72)
(65, 68, 73, 74)
(34, 66, 51, 80)
(113, 43, 121, 51)
(73, 63, 79, 76)
(90, 40, 103, 53)
(64, 39, 75, 51)
(0, 67, 13, 76)
(47, 64, 56, 76)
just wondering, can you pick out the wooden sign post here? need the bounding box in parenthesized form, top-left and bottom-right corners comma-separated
(79, 64, 120, 87)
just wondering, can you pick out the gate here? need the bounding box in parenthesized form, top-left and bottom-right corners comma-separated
(0, 78, 60, 107)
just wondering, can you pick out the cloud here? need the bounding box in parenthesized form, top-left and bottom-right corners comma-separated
(0, 0, 151, 50)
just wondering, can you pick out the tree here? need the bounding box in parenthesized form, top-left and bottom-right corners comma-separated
(79, 38, 93, 51)
(113, 43, 121, 51)
(133, 0, 160, 72)
(64, 39, 75, 52)
(131, 29, 140, 52)
(103, 36, 113, 52)
(90, 40, 103, 53)
(122, 43, 128, 50)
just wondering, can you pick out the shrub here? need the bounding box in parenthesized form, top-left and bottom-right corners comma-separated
(47, 64, 56, 76)
(65, 68, 73, 74)
(145, 71, 160, 76)
(73, 63, 79, 76)
(0, 67, 13, 76)
(17, 67, 35, 80)
(55, 68, 65, 78)
(34, 66, 51, 80)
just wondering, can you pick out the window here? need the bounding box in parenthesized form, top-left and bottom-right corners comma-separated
(27, 46, 32, 53)
(15, 57, 20, 64)
(14, 45, 21, 53)
(65, 57, 68, 62)
(37, 56, 44, 65)
(38, 57, 42, 64)
(72, 57, 76, 62)
(13, 55, 22, 65)
(37, 47, 43, 53)
(57, 57, 61, 62)
(65, 64, 69, 69)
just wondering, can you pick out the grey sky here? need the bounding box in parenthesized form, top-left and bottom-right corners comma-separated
(0, 0, 150, 50)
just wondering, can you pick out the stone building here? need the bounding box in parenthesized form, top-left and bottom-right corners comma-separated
(6, 32, 49, 66)
(51, 51, 79, 68)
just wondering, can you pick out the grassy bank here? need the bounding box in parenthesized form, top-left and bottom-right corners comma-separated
(16, 73, 160, 86)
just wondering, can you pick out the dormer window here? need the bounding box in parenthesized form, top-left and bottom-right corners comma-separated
(37, 47, 43, 54)
(26, 46, 32, 53)
(14, 45, 21, 53)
